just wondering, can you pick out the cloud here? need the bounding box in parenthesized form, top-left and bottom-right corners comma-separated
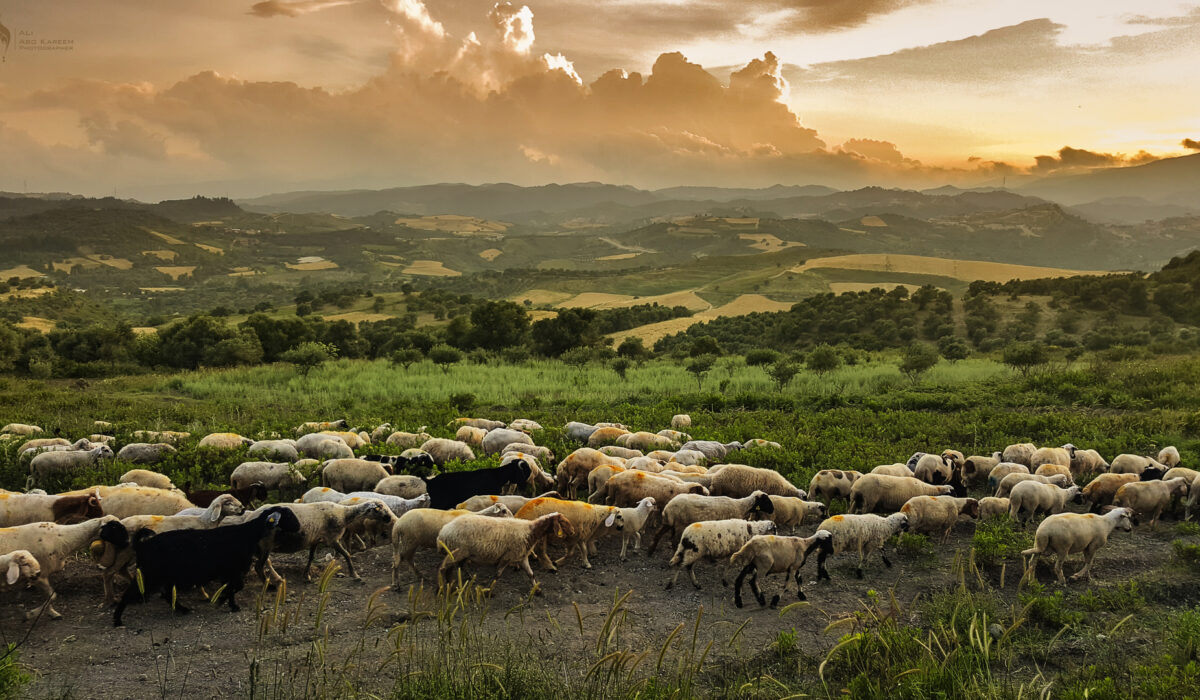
(1184, 138, 1200, 151)
(839, 138, 911, 164)
(79, 113, 168, 160)
(1031, 146, 1160, 173)
(771, 0, 930, 32)
(248, 0, 359, 18)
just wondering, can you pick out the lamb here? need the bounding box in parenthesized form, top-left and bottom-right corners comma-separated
(731, 530, 834, 607)
(988, 462, 1029, 489)
(962, 453, 1003, 486)
(666, 518, 777, 590)
(230, 461, 307, 492)
(1030, 445, 1076, 472)
(295, 419, 349, 435)
(978, 497, 1010, 520)
(565, 422, 601, 443)
(436, 512, 574, 593)
(132, 430, 190, 444)
(1008, 482, 1083, 524)
(115, 442, 177, 465)
(995, 472, 1073, 498)
(256, 500, 390, 582)
(386, 430, 433, 449)
(1109, 454, 1169, 478)
(112, 508, 296, 627)
(456, 492, 559, 513)
(340, 492, 431, 519)
(198, 432, 254, 449)
(1082, 473, 1140, 512)
(602, 470, 708, 508)
(743, 439, 783, 450)
(118, 468, 175, 490)
(0, 515, 126, 619)
(184, 483, 269, 509)
(556, 448, 626, 499)
(247, 439, 300, 462)
(1002, 443, 1037, 467)
(452, 417, 507, 431)
(610, 496, 656, 561)
(0, 550, 54, 619)
(17, 437, 70, 453)
(1021, 508, 1134, 584)
(320, 459, 390, 493)
(481, 428, 533, 455)
(766, 496, 827, 533)
(1158, 446, 1181, 468)
(423, 459, 532, 510)
(509, 419, 543, 432)
(648, 491, 774, 554)
(1070, 449, 1109, 475)
(870, 463, 914, 478)
(1034, 464, 1075, 483)
(616, 431, 677, 452)
(815, 512, 909, 579)
(1112, 477, 1190, 528)
(19, 438, 97, 460)
(0, 491, 104, 526)
(455, 425, 487, 447)
(515, 497, 621, 569)
(390, 503, 512, 584)
(598, 446, 643, 460)
(587, 426, 630, 448)
(900, 496, 980, 543)
(807, 470, 863, 504)
(671, 414, 691, 429)
(419, 438, 476, 466)
(912, 453, 954, 485)
(848, 474, 959, 514)
(27, 444, 115, 487)
(1, 423, 43, 436)
(375, 475, 427, 499)
(709, 465, 806, 499)
(667, 449, 707, 467)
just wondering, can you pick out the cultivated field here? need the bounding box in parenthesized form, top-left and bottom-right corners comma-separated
(788, 254, 1111, 283)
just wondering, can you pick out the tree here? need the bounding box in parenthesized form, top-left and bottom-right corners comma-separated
(1002, 341, 1048, 376)
(806, 345, 841, 374)
(616, 337, 648, 361)
(611, 357, 630, 380)
(685, 354, 715, 390)
(899, 343, 939, 383)
(745, 349, 780, 366)
(689, 336, 722, 357)
(560, 347, 593, 370)
(280, 341, 336, 376)
(768, 360, 800, 392)
(467, 301, 529, 349)
(372, 297, 386, 314)
(530, 308, 598, 356)
(390, 348, 423, 370)
(428, 344, 463, 373)
(937, 336, 970, 362)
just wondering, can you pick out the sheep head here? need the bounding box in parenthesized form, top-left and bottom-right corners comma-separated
(1108, 507, 1134, 532)
(960, 498, 980, 519)
(99, 520, 130, 549)
(886, 512, 909, 534)
(1067, 486, 1084, 504)
(1140, 465, 1167, 481)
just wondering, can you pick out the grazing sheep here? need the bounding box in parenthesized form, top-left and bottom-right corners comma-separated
(27, 445, 114, 487)
(731, 530, 834, 607)
(671, 415, 692, 429)
(1109, 454, 1169, 478)
(557, 448, 626, 499)
(112, 508, 295, 627)
(1083, 473, 1140, 512)
(375, 475, 427, 499)
(509, 419, 543, 432)
(1188, 475, 1200, 521)
(978, 497, 1010, 520)
(455, 425, 487, 447)
(92, 485, 195, 519)
(941, 449, 965, 472)
(436, 512, 574, 593)
(871, 463, 914, 478)
(1070, 449, 1109, 475)
(1, 424, 43, 436)
(502, 443, 554, 463)
(390, 503, 512, 584)
(419, 438, 476, 466)
(1113, 477, 1190, 528)
(320, 459, 390, 493)
(118, 469, 175, 490)
(743, 439, 782, 450)
(900, 496, 980, 543)
(648, 491, 775, 554)
(132, 430, 190, 444)
(481, 428, 533, 455)
(1031, 445, 1075, 472)
(424, 460, 532, 510)
(1034, 464, 1075, 483)
(452, 418, 507, 431)
(667, 518, 777, 590)
(565, 422, 601, 443)
(849, 474, 959, 514)
(1022, 508, 1134, 584)
(0, 491, 104, 527)
(184, 483, 269, 509)
(599, 446, 643, 460)
(295, 420, 349, 435)
(19, 439, 98, 461)
(765, 496, 827, 533)
(988, 463, 1030, 489)
(0, 550, 53, 619)
(1165, 467, 1200, 484)
(515, 497, 621, 569)
(1002, 443, 1037, 467)
(319, 430, 369, 449)
(679, 441, 731, 462)
(340, 492, 430, 519)
(17, 438, 71, 453)
(657, 429, 691, 444)
(808, 470, 863, 504)
(603, 470, 709, 508)
(962, 453, 1003, 486)
(385, 430, 433, 449)
(500, 452, 554, 493)
(995, 472, 1072, 498)
(456, 492, 559, 513)
(625, 456, 667, 472)
(587, 426, 630, 448)
(230, 461, 307, 492)
(709, 465, 806, 499)
(0, 516, 125, 619)
(296, 432, 349, 458)
(115, 442, 177, 465)
(667, 449, 707, 467)
(1008, 482, 1083, 524)
(369, 423, 393, 442)
(1158, 446, 1181, 468)
(610, 496, 656, 561)
(257, 501, 390, 582)
(198, 433, 254, 449)
(815, 513, 909, 579)
(617, 431, 677, 452)
(297, 486, 350, 504)
(248, 439, 300, 462)
(913, 453, 954, 485)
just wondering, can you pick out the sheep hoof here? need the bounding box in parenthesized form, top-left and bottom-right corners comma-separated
(797, 590, 807, 601)
(734, 597, 744, 609)
(769, 595, 780, 609)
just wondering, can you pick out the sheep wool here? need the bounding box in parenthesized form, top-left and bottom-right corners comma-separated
(390, 503, 512, 584)
(666, 518, 777, 590)
(1022, 508, 1133, 584)
(900, 496, 979, 543)
(1112, 477, 1190, 528)
(436, 512, 574, 593)
(816, 513, 909, 579)
(730, 530, 834, 608)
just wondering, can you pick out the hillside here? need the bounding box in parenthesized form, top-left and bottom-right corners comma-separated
(1023, 152, 1200, 206)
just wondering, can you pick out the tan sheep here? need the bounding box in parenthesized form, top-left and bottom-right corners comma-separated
(666, 518, 776, 590)
(454, 426, 487, 447)
(1113, 477, 1190, 528)
(1070, 449, 1109, 475)
(807, 470, 863, 504)
(1158, 446, 1181, 468)
(849, 474, 955, 513)
(1008, 482, 1082, 524)
(996, 472, 1072, 498)
(913, 453, 954, 485)
(708, 464, 805, 499)
(962, 453, 1002, 486)
(320, 459, 389, 493)
(1109, 454, 1169, 478)
(118, 469, 174, 490)
(386, 430, 433, 449)
(1002, 443, 1037, 467)
(657, 429, 691, 444)
(436, 512, 574, 593)
(870, 463, 914, 478)
(599, 446, 644, 460)
(988, 462, 1029, 489)
(481, 428, 534, 456)
(556, 448, 625, 499)
(0, 550, 53, 619)
(602, 470, 708, 508)
(671, 414, 692, 429)
(587, 426, 630, 448)
(1022, 508, 1133, 584)
(1034, 463, 1075, 483)
(515, 498, 620, 570)
(390, 503, 511, 584)
(978, 497, 1010, 520)
(616, 431, 677, 452)
(1082, 473, 1140, 511)
(198, 432, 253, 449)
(419, 438, 476, 466)
(900, 496, 979, 543)
(1030, 445, 1075, 471)
(451, 418, 507, 431)
(766, 496, 827, 533)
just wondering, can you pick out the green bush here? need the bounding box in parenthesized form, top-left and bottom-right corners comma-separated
(972, 517, 1032, 567)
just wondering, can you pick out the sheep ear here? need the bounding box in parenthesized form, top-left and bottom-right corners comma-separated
(605, 511, 616, 527)
(208, 507, 221, 523)
(6, 562, 18, 585)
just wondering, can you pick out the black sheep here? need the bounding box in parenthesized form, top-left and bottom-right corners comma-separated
(113, 506, 300, 627)
(424, 459, 531, 509)
(185, 482, 269, 508)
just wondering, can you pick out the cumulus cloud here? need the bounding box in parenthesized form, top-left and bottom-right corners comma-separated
(839, 138, 911, 164)
(79, 113, 168, 160)
(1183, 138, 1200, 151)
(1031, 146, 1160, 173)
(248, 0, 359, 18)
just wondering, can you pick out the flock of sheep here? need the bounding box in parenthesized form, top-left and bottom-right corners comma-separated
(0, 417, 1194, 628)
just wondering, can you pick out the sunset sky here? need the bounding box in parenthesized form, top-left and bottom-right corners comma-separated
(1, 0, 1198, 199)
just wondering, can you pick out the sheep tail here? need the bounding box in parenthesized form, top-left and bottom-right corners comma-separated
(729, 540, 755, 569)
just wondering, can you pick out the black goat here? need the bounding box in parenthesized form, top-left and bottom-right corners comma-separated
(364, 453, 436, 477)
(113, 506, 300, 627)
(424, 459, 531, 509)
(185, 482, 269, 508)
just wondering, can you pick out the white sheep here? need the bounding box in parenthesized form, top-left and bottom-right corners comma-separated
(296, 432, 347, 458)
(1033, 464, 1074, 483)
(1030, 445, 1076, 472)
(671, 414, 692, 429)
(298, 486, 349, 504)
(978, 497, 1010, 520)
(1008, 482, 1083, 524)
(610, 496, 656, 561)
(0, 550, 54, 619)
(557, 448, 626, 498)
(849, 474, 955, 513)
(807, 470, 863, 504)
(1113, 477, 1190, 528)
(118, 469, 175, 490)
(0, 491, 103, 526)
(1002, 443, 1037, 467)
(419, 438, 476, 466)
(369, 423, 393, 442)
(766, 496, 827, 533)
(995, 472, 1073, 499)
(666, 518, 776, 590)
(1070, 449, 1109, 474)
(617, 431, 677, 452)
(481, 428, 533, 455)
(648, 491, 775, 554)
(320, 458, 389, 493)
(1, 423, 43, 436)
(588, 426, 631, 448)
(436, 512, 573, 593)
(657, 429, 691, 444)
(455, 425, 487, 447)
(502, 443, 554, 463)
(294, 419, 349, 435)
(988, 462, 1029, 489)
(1082, 473, 1140, 511)
(27, 445, 114, 487)
(962, 453, 1003, 486)
(565, 422, 601, 443)
(197, 432, 253, 449)
(92, 485, 195, 518)
(131, 430, 190, 444)
(1022, 508, 1134, 584)
(598, 446, 643, 460)
(1158, 446, 1181, 468)
(231, 461, 307, 492)
(912, 453, 953, 485)
(386, 430, 433, 449)
(870, 463, 914, 478)
(500, 452, 555, 493)
(730, 530, 834, 607)
(0, 516, 122, 618)
(900, 496, 979, 543)
(318, 430, 370, 449)
(515, 497, 621, 570)
(456, 492, 558, 512)
(602, 470, 708, 508)
(509, 419, 543, 432)
(375, 475, 427, 499)
(815, 513, 909, 579)
(709, 465, 805, 499)
(115, 442, 177, 465)
(1109, 454, 1169, 478)
(248, 439, 300, 462)
(390, 503, 512, 584)
(255, 500, 390, 582)
(452, 418, 507, 431)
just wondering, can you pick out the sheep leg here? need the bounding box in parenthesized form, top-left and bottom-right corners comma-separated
(1053, 551, 1067, 585)
(331, 540, 361, 580)
(646, 525, 673, 555)
(619, 534, 630, 562)
(28, 576, 61, 620)
(749, 571, 766, 607)
(520, 556, 543, 596)
(880, 545, 893, 568)
(536, 540, 558, 572)
(733, 563, 754, 608)
(437, 549, 461, 589)
(855, 543, 866, 579)
(816, 548, 831, 582)
(792, 569, 807, 602)
(1070, 544, 1100, 582)
(304, 545, 319, 580)
(163, 587, 191, 615)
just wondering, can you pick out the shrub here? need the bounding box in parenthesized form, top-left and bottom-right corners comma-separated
(972, 517, 1031, 567)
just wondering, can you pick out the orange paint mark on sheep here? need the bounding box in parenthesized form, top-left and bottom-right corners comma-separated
(831, 515, 844, 522)
(150, 516, 164, 523)
(488, 495, 499, 502)
(690, 523, 702, 529)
